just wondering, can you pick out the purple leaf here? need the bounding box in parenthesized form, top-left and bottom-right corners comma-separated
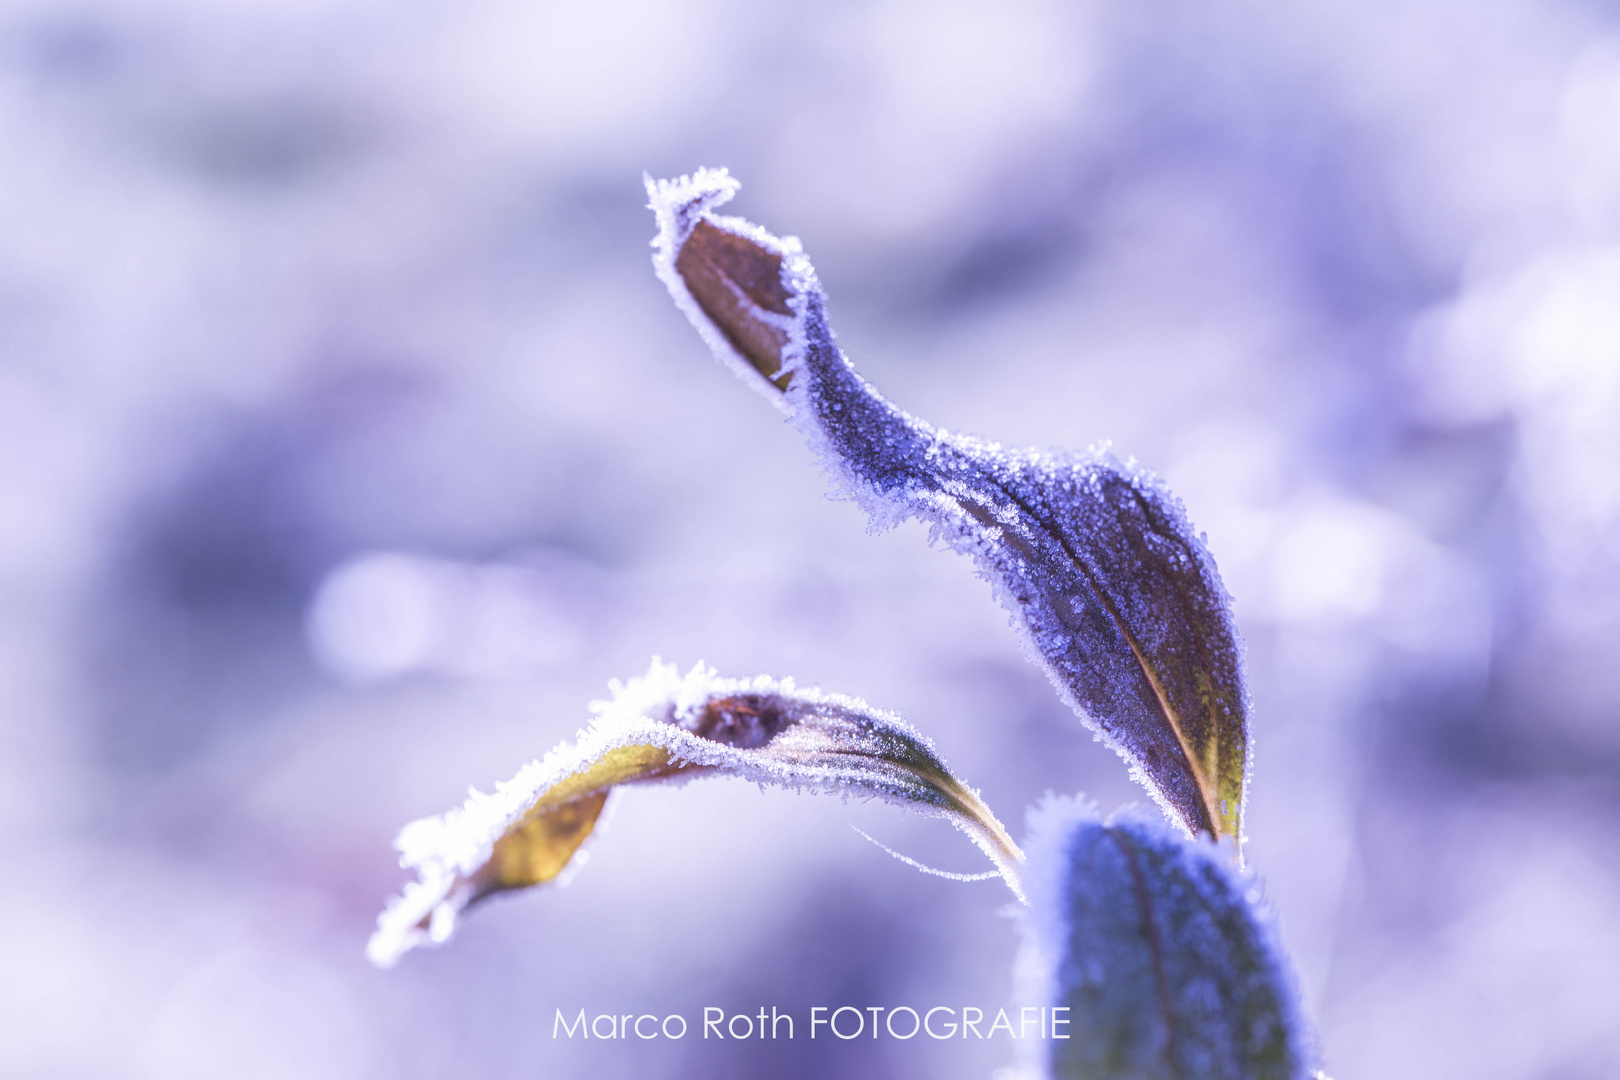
(1018, 798, 1314, 1079)
(649, 169, 1250, 843)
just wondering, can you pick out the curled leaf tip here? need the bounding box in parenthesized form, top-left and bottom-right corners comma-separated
(368, 660, 1022, 967)
(647, 169, 806, 401)
(649, 171, 1250, 847)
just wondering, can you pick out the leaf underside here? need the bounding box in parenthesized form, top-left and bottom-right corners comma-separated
(472, 750, 667, 900)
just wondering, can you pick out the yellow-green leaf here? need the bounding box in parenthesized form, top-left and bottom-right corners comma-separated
(367, 661, 1021, 967)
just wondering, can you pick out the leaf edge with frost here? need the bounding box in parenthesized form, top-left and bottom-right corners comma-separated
(646, 169, 1252, 847)
(1014, 796, 1314, 1080)
(367, 659, 1023, 967)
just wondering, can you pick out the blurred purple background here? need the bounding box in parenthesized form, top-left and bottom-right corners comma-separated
(3, 2, 1619, 1077)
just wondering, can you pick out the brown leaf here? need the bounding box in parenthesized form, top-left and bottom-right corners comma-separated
(675, 219, 795, 388)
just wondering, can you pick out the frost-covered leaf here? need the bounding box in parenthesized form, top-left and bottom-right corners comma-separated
(367, 660, 1022, 967)
(1017, 798, 1313, 1080)
(649, 169, 1249, 843)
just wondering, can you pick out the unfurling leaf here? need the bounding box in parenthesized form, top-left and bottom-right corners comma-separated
(366, 660, 1022, 967)
(1018, 798, 1313, 1080)
(648, 170, 1249, 845)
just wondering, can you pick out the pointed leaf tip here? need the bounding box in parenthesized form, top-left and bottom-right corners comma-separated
(648, 172, 1250, 844)
(368, 661, 1022, 966)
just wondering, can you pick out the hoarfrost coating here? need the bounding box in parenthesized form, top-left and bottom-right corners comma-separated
(368, 660, 1024, 967)
(650, 172, 1252, 846)
(1017, 798, 1314, 1080)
